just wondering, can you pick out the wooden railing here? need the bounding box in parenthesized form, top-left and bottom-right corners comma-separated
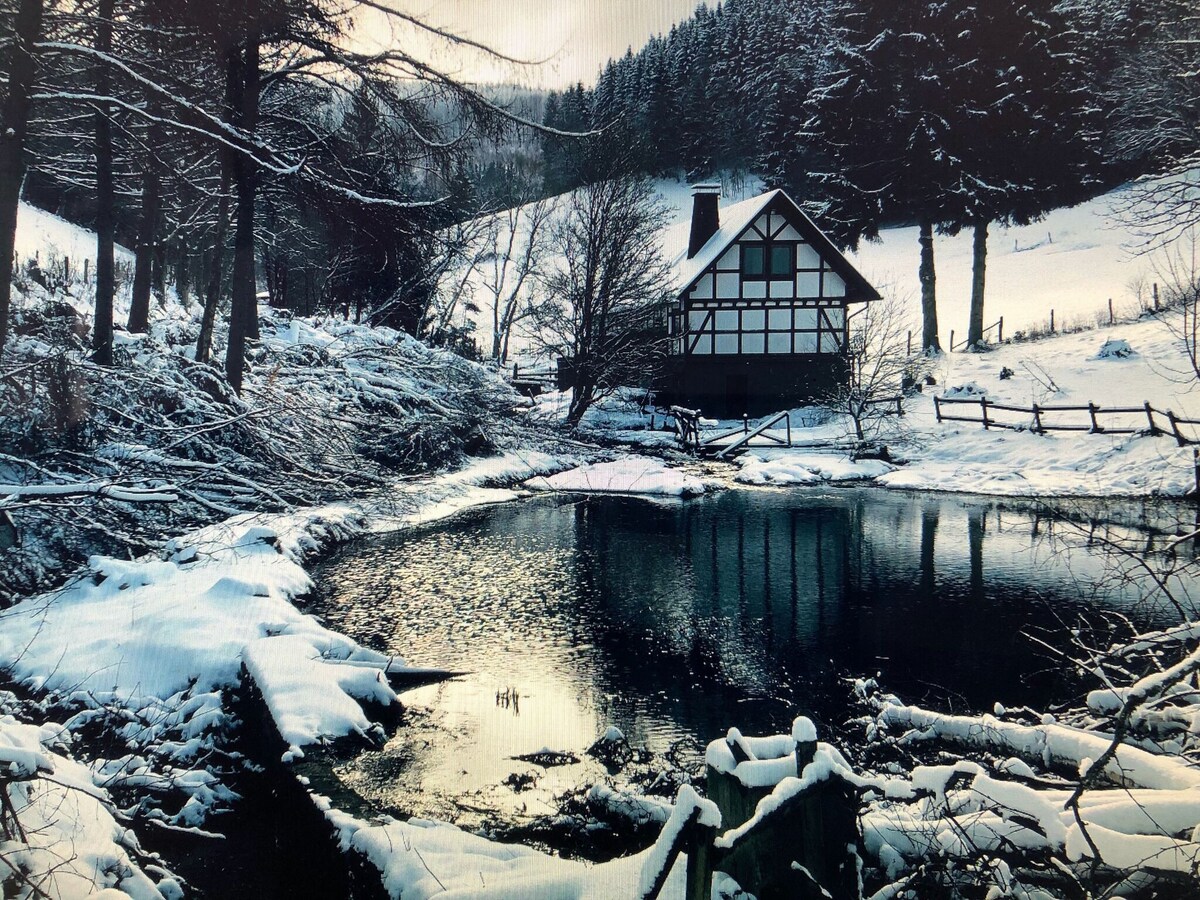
(669, 407, 794, 458)
(933, 395, 1200, 445)
(511, 362, 557, 387)
(948, 316, 1004, 352)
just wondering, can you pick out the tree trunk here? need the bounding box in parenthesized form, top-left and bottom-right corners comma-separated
(967, 219, 988, 349)
(196, 178, 230, 364)
(225, 39, 260, 393)
(174, 241, 190, 306)
(918, 219, 940, 353)
(152, 226, 167, 300)
(92, 0, 115, 366)
(196, 65, 239, 366)
(128, 161, 159, 333)
(566, 384, 594, 428)
(0, 0, 45, 360)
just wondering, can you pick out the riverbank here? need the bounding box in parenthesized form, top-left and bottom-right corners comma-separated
(535, 314, 1200, 499)
(0, 451, 595, 897)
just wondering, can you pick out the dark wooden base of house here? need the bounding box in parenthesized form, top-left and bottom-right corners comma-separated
(655, 355, 848, 419)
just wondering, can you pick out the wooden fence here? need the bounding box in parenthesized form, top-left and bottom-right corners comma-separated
(948, 316, 1004, 353)
(933, 395, 1200, 446)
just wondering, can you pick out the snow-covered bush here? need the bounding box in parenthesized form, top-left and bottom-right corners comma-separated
(1097, 338, 1136, 359)
(0, 283, 523, 604)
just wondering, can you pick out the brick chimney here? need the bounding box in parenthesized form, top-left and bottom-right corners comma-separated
(687, 183, 722, 259)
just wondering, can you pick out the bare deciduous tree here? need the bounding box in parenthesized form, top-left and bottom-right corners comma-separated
(536, 175, 671, 428)
(481, 194, 554, 364)
(829, 292, 925, 442)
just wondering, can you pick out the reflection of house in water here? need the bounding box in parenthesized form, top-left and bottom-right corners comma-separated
(565, 491, 1155, 715)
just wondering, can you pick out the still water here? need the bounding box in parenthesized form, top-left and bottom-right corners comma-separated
(309, 487, 1185, 822)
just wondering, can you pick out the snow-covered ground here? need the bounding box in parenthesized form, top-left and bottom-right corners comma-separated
(526, 313, 1200, 498)
(13, 201, 135, 273)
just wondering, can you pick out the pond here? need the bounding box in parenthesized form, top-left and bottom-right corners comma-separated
(308, 487, 1191, 831)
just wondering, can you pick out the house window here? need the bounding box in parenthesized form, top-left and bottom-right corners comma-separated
(741, 242, 793, 280)
(682, 301, 848, 357)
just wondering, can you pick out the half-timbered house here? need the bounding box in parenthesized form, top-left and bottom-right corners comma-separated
(659, 185, 880, 416)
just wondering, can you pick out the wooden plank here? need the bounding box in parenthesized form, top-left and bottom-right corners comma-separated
(986, 401, 1037, 414)
(639, 806, 703, 900)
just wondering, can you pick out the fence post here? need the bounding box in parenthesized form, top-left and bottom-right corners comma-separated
(980, 397, 990, 430)
(1050, 309, 1055, 333)
(907, 330, 912, 356)
(1154, 283, 1160, 311)
(1088, 402, 1101, 433)
(998, 316, 1003, 343)
(949, 329, 955, 352)
(684, 821, 718, 900)
(1168, 410, 1187, 447)
(1145, 401, 1158, 435)
(1108, 298, 1114, 325)
(513, 363, 519, 380)
(934, 395, 942, 423)
(743, 414, 749, 435)
(1032, 403, 1044, 433)
(786, 413, 792, 447)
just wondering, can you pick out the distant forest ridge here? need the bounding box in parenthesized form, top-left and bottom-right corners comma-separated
(535, 0, 1187, 246)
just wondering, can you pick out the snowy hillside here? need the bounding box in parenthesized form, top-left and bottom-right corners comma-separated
(441, 174, 1168, 361)
(13, 201, 135, 271)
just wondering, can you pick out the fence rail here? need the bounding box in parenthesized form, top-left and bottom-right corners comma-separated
(933, 395, 1200, 445)
(948, 317, 1004, 353)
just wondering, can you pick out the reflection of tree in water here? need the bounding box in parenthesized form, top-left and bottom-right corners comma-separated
(310, 490, 1186, 745)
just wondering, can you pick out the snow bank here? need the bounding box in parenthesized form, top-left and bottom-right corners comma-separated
(734, 451, 894, 486)
(0, 716, 171, 900)
(525, 456, 710, 497)
(327, 803, 688, 899)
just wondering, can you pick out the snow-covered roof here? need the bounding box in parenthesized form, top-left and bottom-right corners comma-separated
(661, 188, 881, 302)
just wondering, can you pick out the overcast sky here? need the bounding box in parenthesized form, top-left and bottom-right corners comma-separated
(358, 1, 710, 89)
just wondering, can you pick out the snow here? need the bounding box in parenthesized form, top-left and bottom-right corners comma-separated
(525, 456, 711, 497)
(327, 795, 695, 900)
(13, 201, 135, 272)
(0, 449, 582, 763)
(637, 784, 720, 897)
(0, 716, 168, 900)
(444, 173, 1170, 364)
(848, 178, 1174, 346)
(734, 451, 894, 486)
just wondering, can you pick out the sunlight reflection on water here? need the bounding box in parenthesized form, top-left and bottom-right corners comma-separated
(310, 488, 1186, 822)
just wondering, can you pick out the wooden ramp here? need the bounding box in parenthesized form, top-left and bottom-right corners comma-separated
(671, 407, 793, 459)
